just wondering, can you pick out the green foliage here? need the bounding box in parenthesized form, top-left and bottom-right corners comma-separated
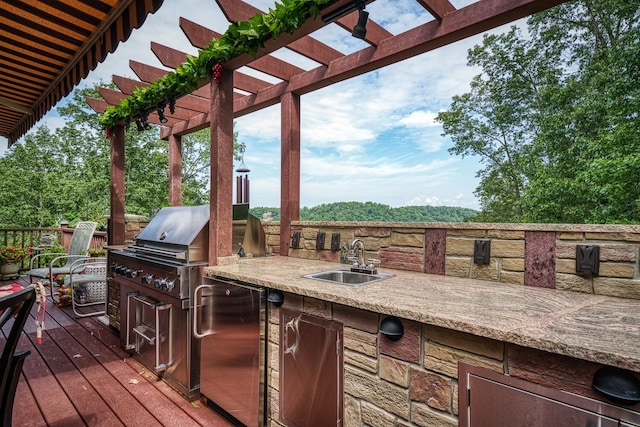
(437, 0, 640, 223)
(251, 202, 477, 222)
(0, 84, 245, 227)
(99, 0, 331, 129)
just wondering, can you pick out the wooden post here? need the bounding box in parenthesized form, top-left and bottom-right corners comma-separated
(280, 92, 301, 256)
(168, 134, 183, 206)
(209, 70, 234, 265)
(109, 124, 126, 245)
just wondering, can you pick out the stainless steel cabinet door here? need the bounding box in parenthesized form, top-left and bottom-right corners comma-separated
(280, 309, 343, 427)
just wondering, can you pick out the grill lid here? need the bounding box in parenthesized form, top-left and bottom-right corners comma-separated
(135, 205, 209, 246)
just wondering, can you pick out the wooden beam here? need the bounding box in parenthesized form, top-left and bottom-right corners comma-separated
(128, 60, 211, 99)
(109, 124, 126, 246)
(334, 13, 394, 45)
(416, 0, 456, 21)
(279, 92, 301, 257)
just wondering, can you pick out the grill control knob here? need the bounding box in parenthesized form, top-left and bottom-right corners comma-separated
(127, 269, 140, 278)
(142, 274, 154, 284)
(154, 278, 163, 289)
(164, 280, 175, 291)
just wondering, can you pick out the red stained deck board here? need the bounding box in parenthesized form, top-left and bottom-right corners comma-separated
(2, 276, 234, 427)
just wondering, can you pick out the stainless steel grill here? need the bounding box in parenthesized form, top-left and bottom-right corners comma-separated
(109, 204, 265, 399)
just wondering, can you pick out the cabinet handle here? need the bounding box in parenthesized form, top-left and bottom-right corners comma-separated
(284, 317, 301, 355)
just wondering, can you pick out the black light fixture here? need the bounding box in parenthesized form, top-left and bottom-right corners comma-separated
(267, 290, 284, 307)
(157, 108, 168, 123)
(593, 366, 640, 405)
(321, 0, 370, 39)
(380, 316, 404, 341)
(351, 1, 369, 40)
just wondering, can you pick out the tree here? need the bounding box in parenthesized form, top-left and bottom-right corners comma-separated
(437, 0, 640, 223)
(0, 84, 245, 227)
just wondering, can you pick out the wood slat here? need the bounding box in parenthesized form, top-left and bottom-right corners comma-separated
(1, 276, 234, 427)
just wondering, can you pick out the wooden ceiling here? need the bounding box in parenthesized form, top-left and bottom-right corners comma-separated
(0, 0, 164, 145)
(88, 0, 571, 139)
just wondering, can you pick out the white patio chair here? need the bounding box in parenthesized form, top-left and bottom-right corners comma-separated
(27, 221, 97, 301)
(64, 256, 107, 317)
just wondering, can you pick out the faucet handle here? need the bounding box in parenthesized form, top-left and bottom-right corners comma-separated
(347, 256, 359, 267)
(368, 258, 380, 267)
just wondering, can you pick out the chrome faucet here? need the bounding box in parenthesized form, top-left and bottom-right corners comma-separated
(349, 239, 366, 269)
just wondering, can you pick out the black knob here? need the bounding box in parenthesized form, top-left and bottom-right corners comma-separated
(154, 278, 162, 288)
(142, 274, 153, 284)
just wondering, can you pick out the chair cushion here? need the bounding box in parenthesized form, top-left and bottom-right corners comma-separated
(27, 266, 72, 279)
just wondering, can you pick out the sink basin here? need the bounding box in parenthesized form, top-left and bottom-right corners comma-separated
(303, 269, 394, 286)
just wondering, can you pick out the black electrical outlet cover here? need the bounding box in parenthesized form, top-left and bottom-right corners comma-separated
(330, 233, 341, 251)
(473, 240, 491, 265)
(291, 231, 301, 249)
(316, 232, 326, 250)
(576, 245, 600, 276)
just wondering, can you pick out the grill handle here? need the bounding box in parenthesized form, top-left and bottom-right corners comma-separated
(193, 284, 213, 339)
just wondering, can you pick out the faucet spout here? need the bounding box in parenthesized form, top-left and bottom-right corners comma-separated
(350, 239, 366, 269)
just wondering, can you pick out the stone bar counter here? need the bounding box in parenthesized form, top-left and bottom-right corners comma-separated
(205, 256, 640, 426)
(205, 256, 640, 372)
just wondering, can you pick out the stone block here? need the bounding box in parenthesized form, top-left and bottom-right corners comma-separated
(344, 365, 410, 419)
(471, 260, 499, 281)
(491, 239, 525, 258)
(555, 258, 576, 274)
(598, 262, 634, 278)
(593, 277, 640, 299)
(380, 247, 423, 271)
(344, 327, 378, 357)
(500, 271, 525, 285)
(356, 227, 391, 238)
(302, 227, 319, 239)
(410, 402, 457, 427)
(380, 355, 410, 387)
(556, 232, 583, 240)
(600, 244, 637, 262)
(555, 273, 592, 294)
(361, 401, 398, 426)
(502, 258, 524, 271)
(445, 238, 474, 256)
(487, 230, 525, 239)
(410, 369, 452, 412)
(556, 242, 577, 259)
(423, 341, 504, 378)
(424, 325, 503, 360)
(390, 232, 424, 248)
(446, 229, 487, 238)
(424, 229, 446, 275)
(380, 319, 420, 364)
(445, 257, 471, 278)
(302, 297, 332, 319)
(318, 250, 339, 262)
(344, 394, 361, 427)
(507, 345, 602, 399)
(334, 305, 379, 333)
(524, 231, 556, 289)
(585, 232, 640, 242)
(345, 349, 378, 373)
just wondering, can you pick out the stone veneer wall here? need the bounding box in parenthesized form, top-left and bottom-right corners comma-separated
(261, 221, 640, 300)
(267, 293, 640, 427)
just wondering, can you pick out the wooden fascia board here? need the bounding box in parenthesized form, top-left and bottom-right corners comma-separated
(233, 0, 571, 112)
(416, 0, 456, 21)
(128, 60, 210, 98)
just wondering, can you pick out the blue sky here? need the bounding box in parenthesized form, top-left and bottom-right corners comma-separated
(0, 0, 526, 210)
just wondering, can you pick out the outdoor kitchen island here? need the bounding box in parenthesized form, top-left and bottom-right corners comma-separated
(204, 256, 640, 426)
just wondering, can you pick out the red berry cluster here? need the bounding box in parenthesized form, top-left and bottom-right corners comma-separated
(105, 128, 111, 139)
(212, 62, 223, 84)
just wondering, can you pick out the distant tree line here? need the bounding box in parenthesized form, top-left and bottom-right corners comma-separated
(250, 202, 477, 222)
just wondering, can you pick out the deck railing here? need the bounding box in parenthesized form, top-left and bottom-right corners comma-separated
(0, 227, 107, 271)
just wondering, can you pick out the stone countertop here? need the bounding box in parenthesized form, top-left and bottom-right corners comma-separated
(204, 256, 640, 372)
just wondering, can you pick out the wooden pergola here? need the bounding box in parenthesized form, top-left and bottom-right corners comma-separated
(88, 0, 570, 265)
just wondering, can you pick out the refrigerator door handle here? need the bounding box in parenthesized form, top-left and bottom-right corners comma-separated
(192, 284, 212, 339)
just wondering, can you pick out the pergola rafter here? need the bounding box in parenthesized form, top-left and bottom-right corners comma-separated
(88, 0, 570, 257)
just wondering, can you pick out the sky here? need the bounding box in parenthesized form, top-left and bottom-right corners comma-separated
(0, 0, 527, 210)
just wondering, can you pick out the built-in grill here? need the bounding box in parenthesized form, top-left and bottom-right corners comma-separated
(109, 204, 265, 399)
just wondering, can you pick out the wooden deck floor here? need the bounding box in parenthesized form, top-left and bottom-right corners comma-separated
(2, 276, 235, 427)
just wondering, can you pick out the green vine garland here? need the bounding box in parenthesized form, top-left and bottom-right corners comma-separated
(99, 0, 333, 131)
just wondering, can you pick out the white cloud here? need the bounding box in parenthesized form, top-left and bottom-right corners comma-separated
(7, 0, 529, 210)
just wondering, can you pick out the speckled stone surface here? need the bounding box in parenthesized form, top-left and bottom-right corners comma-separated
(524, 231, 556, 288)
(204, 256, 640, 372)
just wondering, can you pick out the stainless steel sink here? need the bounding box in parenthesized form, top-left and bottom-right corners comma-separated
(303, 269, 394, 286)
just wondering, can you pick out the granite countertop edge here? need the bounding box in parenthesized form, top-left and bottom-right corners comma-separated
(204, 256, 640, 372)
